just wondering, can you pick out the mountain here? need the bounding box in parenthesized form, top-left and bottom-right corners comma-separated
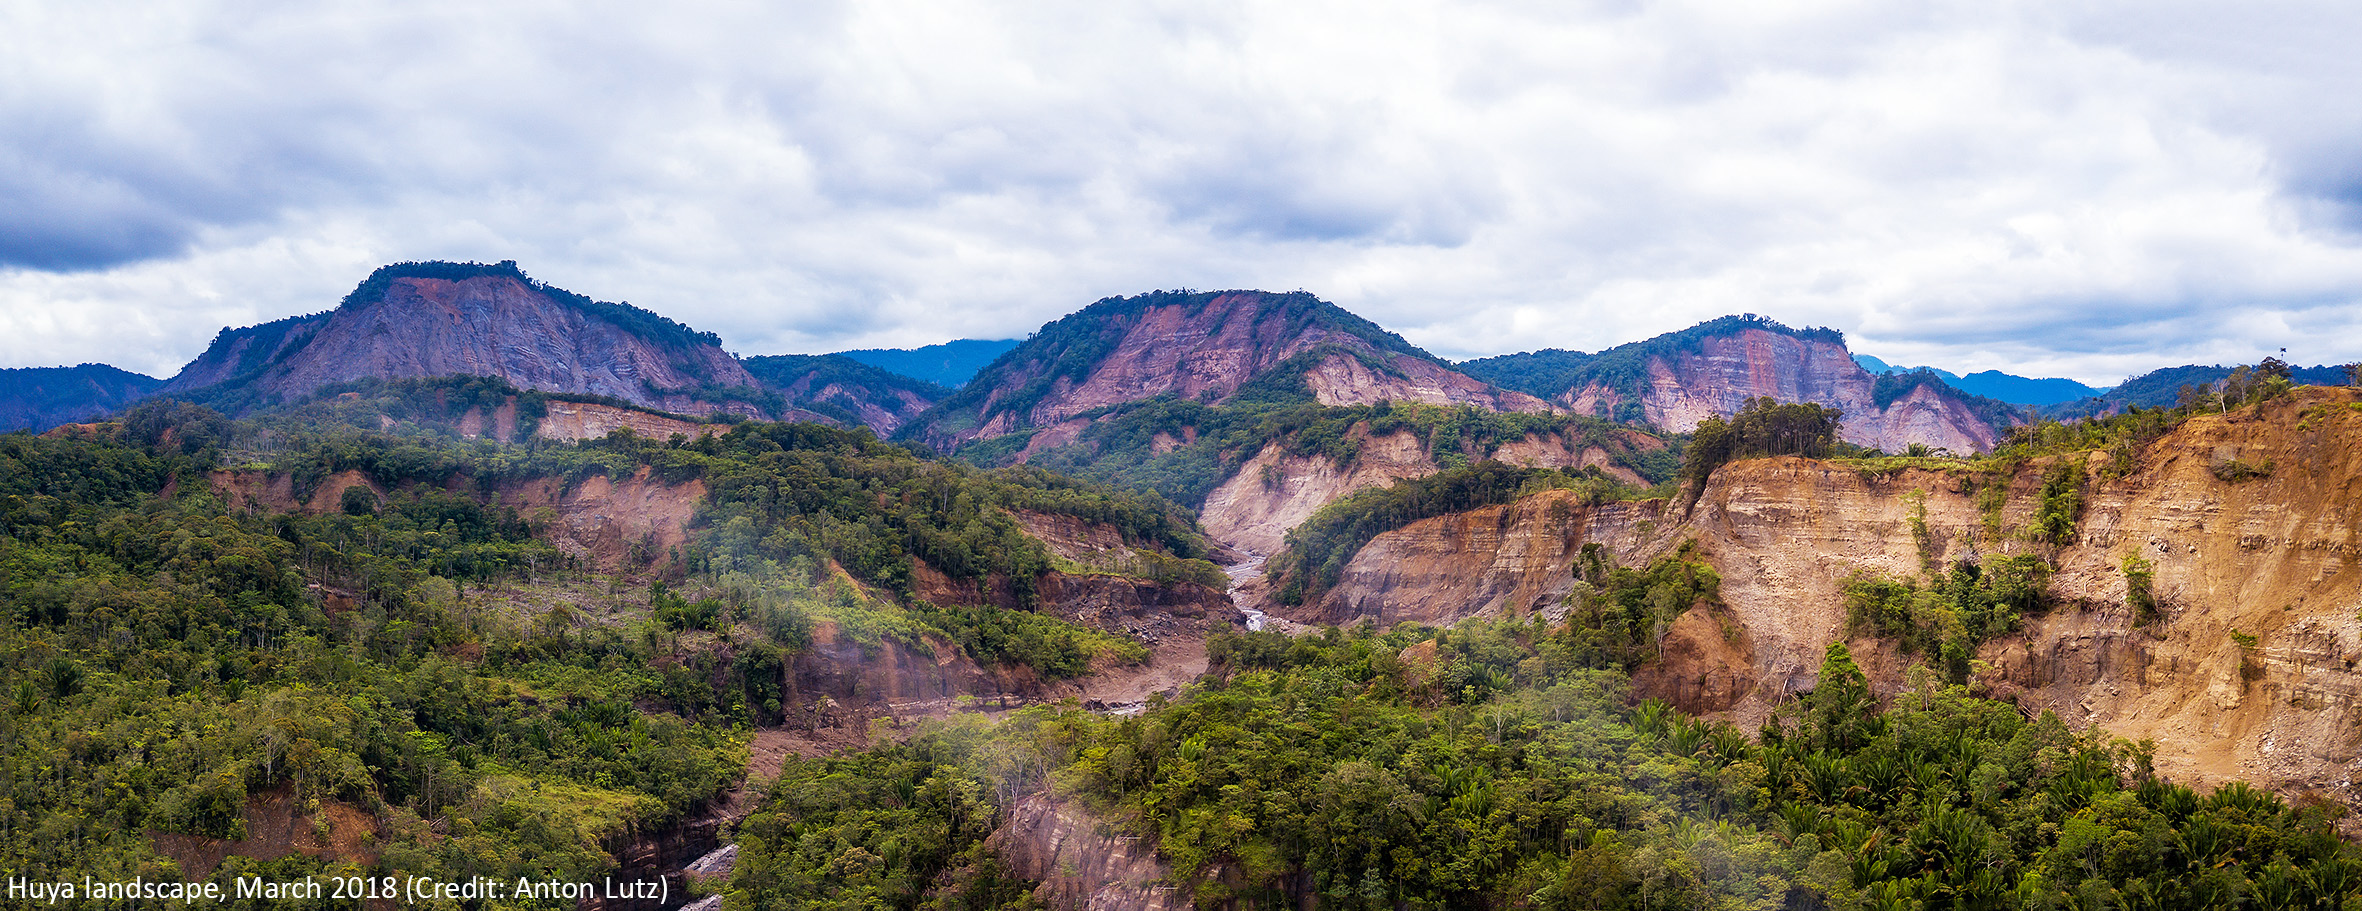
(1854, 354, 2110, 406)
(158, 260, 772, 418)
(1460, 315, 2021, 451)
(0, 363, 163, 431)
(740, 353, 945, 435)
(834, 338, 1020, 388)
(903, 289, 1550, 451)
(2043, 362, 2350, 417)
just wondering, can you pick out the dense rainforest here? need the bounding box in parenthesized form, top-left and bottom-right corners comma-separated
(730, 624, 2362, 910)
(0, 384, 1216, 908)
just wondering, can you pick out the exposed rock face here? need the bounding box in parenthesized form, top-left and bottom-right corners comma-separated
(531, 401, 730, 443)
(161, 312, 330, 394)
(988, 796, 1183, 911)
(162, 266, 768, 418)
(208, 464, 708, 574)
(0, 364, 164, 432)
(1199, 433, 1442, 558)
(1576, 328, 2001, 452)
(150, 784, 377, 878)
(1298, 350, 1548, 412)
(1272, 387, 2362, 808)
(1197, 427, 1652, 558)
(910, 290, 1549, 449)
(1466, 319, 2013, 452)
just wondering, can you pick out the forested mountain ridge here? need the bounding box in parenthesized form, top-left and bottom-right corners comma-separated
(2043, 361, 2352, 417)
(1460, 314, 2024, 451)
(1855, 353, 2110, 406)
(0, 362, 162, 431)
(739, 353, 945, 435)
(835, 338, 1021, 388)
(901, 289, 1553, 452)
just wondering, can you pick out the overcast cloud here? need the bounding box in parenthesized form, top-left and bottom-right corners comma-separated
(4, 0, 2360, 385)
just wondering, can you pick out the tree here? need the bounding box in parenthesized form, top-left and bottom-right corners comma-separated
(1801, 641, 1878, 753)
(1681, 397, 1842, 495)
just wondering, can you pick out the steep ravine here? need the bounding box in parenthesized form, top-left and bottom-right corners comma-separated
(1256, 387, 2362, 809)
(1196, 426, 1650, 556)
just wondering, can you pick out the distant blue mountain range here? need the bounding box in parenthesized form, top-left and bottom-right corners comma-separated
(1853, 355, 2111, 406)
(833, 338, 1020, 389)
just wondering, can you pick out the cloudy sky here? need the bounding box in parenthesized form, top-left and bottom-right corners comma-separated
(5, 1, 2361, 385)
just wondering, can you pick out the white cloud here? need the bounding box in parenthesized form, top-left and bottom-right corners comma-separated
(2, 0, 2359, 385)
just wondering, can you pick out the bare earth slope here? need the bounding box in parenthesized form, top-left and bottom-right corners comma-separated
(1263, 387, 2362, 807)
(1198, 427, 1652, 557)
(910, 289, 1550, 449)
(160, 262, 773, 419)
(1595, 328, 2002, 452)
(1465, 319, 2013, 452)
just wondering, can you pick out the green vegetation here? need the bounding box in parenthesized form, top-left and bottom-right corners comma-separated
(1268, 461, 1660, 606)
(1681, 396, 1844, 492)
(2, 424, 741, 904)
(1022, 396, 1675, 511)
(2043, 358, 2345, 417)
(731, 621, 2362, 910)
(2123, 553, 2159, 627)
(729, 717, 1056, 909)
(740, 353, 949, 427)
(918, 289, 1439, 440)
(1871, 370, 2025, 436)
(1459, 314, 1844, 407)
(1, 389, 1241, 898)
(913, 604, 1148, 679)
(1842, 555, 2050, 681)
(1561, 542, 1723, 669)
(2028, 458, 2087, 547)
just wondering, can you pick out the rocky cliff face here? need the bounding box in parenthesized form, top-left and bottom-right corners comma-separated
(161, 263, 769, 418)
(1266, 387, 2362, 807)
(909, 290, 1549, 449)
(988, 796, 1183, 911)
(1591, 328, 2002, 451)
(1464, 318, 2015, 452)
(1196, 426, 1655, 558)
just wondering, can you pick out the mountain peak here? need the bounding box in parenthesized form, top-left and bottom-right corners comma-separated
(159, 262, 763, 416)
(1462, 313, 2017, 451)
(905, 289, 1547, 449)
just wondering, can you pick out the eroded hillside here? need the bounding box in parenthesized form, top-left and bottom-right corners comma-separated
(1464, 316, 2018, 452)
(1255, 386, 2362, 807)
(908, 289, 1550, 451)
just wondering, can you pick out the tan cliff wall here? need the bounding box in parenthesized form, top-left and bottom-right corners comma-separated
(208, 465, 706, 573)
(1194, 426, 1648, 558)
(1273, 387, 2362, 806)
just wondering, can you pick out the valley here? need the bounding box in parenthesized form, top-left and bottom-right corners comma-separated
(6, 261, 2361, 909)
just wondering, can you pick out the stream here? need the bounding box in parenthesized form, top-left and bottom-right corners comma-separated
(1225, 553, 1268, 631)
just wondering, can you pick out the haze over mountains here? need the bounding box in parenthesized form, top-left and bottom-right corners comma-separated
(2, 259, 2333, 448)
